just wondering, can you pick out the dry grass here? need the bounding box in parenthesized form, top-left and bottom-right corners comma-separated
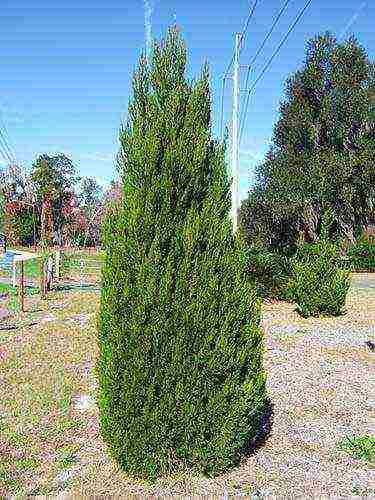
(0, 273, 374, 498)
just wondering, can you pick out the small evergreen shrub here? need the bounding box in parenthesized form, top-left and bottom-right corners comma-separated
(289, 239, 351, 318)
(347, 235, 375, 272)
(245, 247, 293, 300)
(97, 27, 267, 481)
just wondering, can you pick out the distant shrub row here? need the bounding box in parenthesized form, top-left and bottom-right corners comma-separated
(244, 235, 374, 317)
(347, 235, 375, 272)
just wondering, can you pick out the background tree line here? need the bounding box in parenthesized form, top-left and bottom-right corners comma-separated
(0, 155, 123, 248)
(239, 32, 375, 256)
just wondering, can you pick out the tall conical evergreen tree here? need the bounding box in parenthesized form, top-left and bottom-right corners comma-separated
(97, 26, 267, 480)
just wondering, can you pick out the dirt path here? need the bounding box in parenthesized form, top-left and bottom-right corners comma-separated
(350, 272, 375, 289)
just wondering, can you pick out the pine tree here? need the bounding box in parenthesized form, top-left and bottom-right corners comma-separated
(97, 26, 267, 481)
(240, 32, 375, 252)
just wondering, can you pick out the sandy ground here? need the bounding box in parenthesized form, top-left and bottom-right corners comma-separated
(0, 273, 374, 498)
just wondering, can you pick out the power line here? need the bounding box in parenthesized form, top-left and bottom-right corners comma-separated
(239, 0, 313, 145)
(0, 135, 13, 165)
(223, 0, 260, 80)
(220, 77, 226, 141)
(220, 0, 260, 143)
(0, 111, 17, 163)
(239, 0, 293, 129)
(0, 110, 17, 166)
(239, 0, 260, 54)
(0, 130, 15, 164)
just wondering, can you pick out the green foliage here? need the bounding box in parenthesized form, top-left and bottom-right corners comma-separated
(0, 282, 12, 295)
(0, 282, 19, 312)
(347, 234, 375, 271)
(0, 160, 107, 249)
(3, 201, 37, 246)
(70, 230, 86, 247)
(337, 435, 375, 464)
(289, 238, 351, 317)
(97, 26, 267, 481)
(31, 153, 79, 200)
(78, 177, 103, 206)
(245, 247, 293, 300)
(12, 206, 36, 245)
(239, 189, 301, 256)
(240, 32, 375, 254)
(31, 153, 80, 245)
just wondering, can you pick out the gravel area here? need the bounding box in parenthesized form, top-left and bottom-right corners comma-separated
(54, 275, 375, 499)
(256, 277, 375, 497)
(2, 274, 374, 498)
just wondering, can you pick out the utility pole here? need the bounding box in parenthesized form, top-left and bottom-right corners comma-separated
(231, 33, 241, 235)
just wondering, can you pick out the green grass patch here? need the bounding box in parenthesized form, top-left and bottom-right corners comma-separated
(0, 470, 24, 494)
(0, 284, 100, 495)
(0, 282, 19, 312)
(39, 417, 86, 441)
(57, 393, 72, 417)
(0, 281, 39, 315)
(23, 383, 55, 417)
(16, 457, 39, 471)
(337, 435, 375, 463)
(56, 449, 79, 470)
(23, 258, 42, 280)
(0, 282, 12, 294)
(1, 429, 29, 448)
(56, 417, 86, 434)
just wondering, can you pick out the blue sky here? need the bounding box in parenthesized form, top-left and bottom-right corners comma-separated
(0, 0, 373, 201)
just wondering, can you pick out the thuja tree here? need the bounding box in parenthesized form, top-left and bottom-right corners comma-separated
(97, 26, 267, 481)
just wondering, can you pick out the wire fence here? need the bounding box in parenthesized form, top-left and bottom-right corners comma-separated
(63, 258, 102, 288)
(55, 250, 103, 290)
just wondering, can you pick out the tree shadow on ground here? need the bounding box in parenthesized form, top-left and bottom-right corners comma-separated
(53, 283, 100, 292)
(239, 396, 275, 461)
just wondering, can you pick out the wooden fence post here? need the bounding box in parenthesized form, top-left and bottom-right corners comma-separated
(19, 260, 25, 312)
(55, 250, 61, 279)
(46, 257, 53, 292)
(80, 260, 84, 289)
(40, 259, 46, 299)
